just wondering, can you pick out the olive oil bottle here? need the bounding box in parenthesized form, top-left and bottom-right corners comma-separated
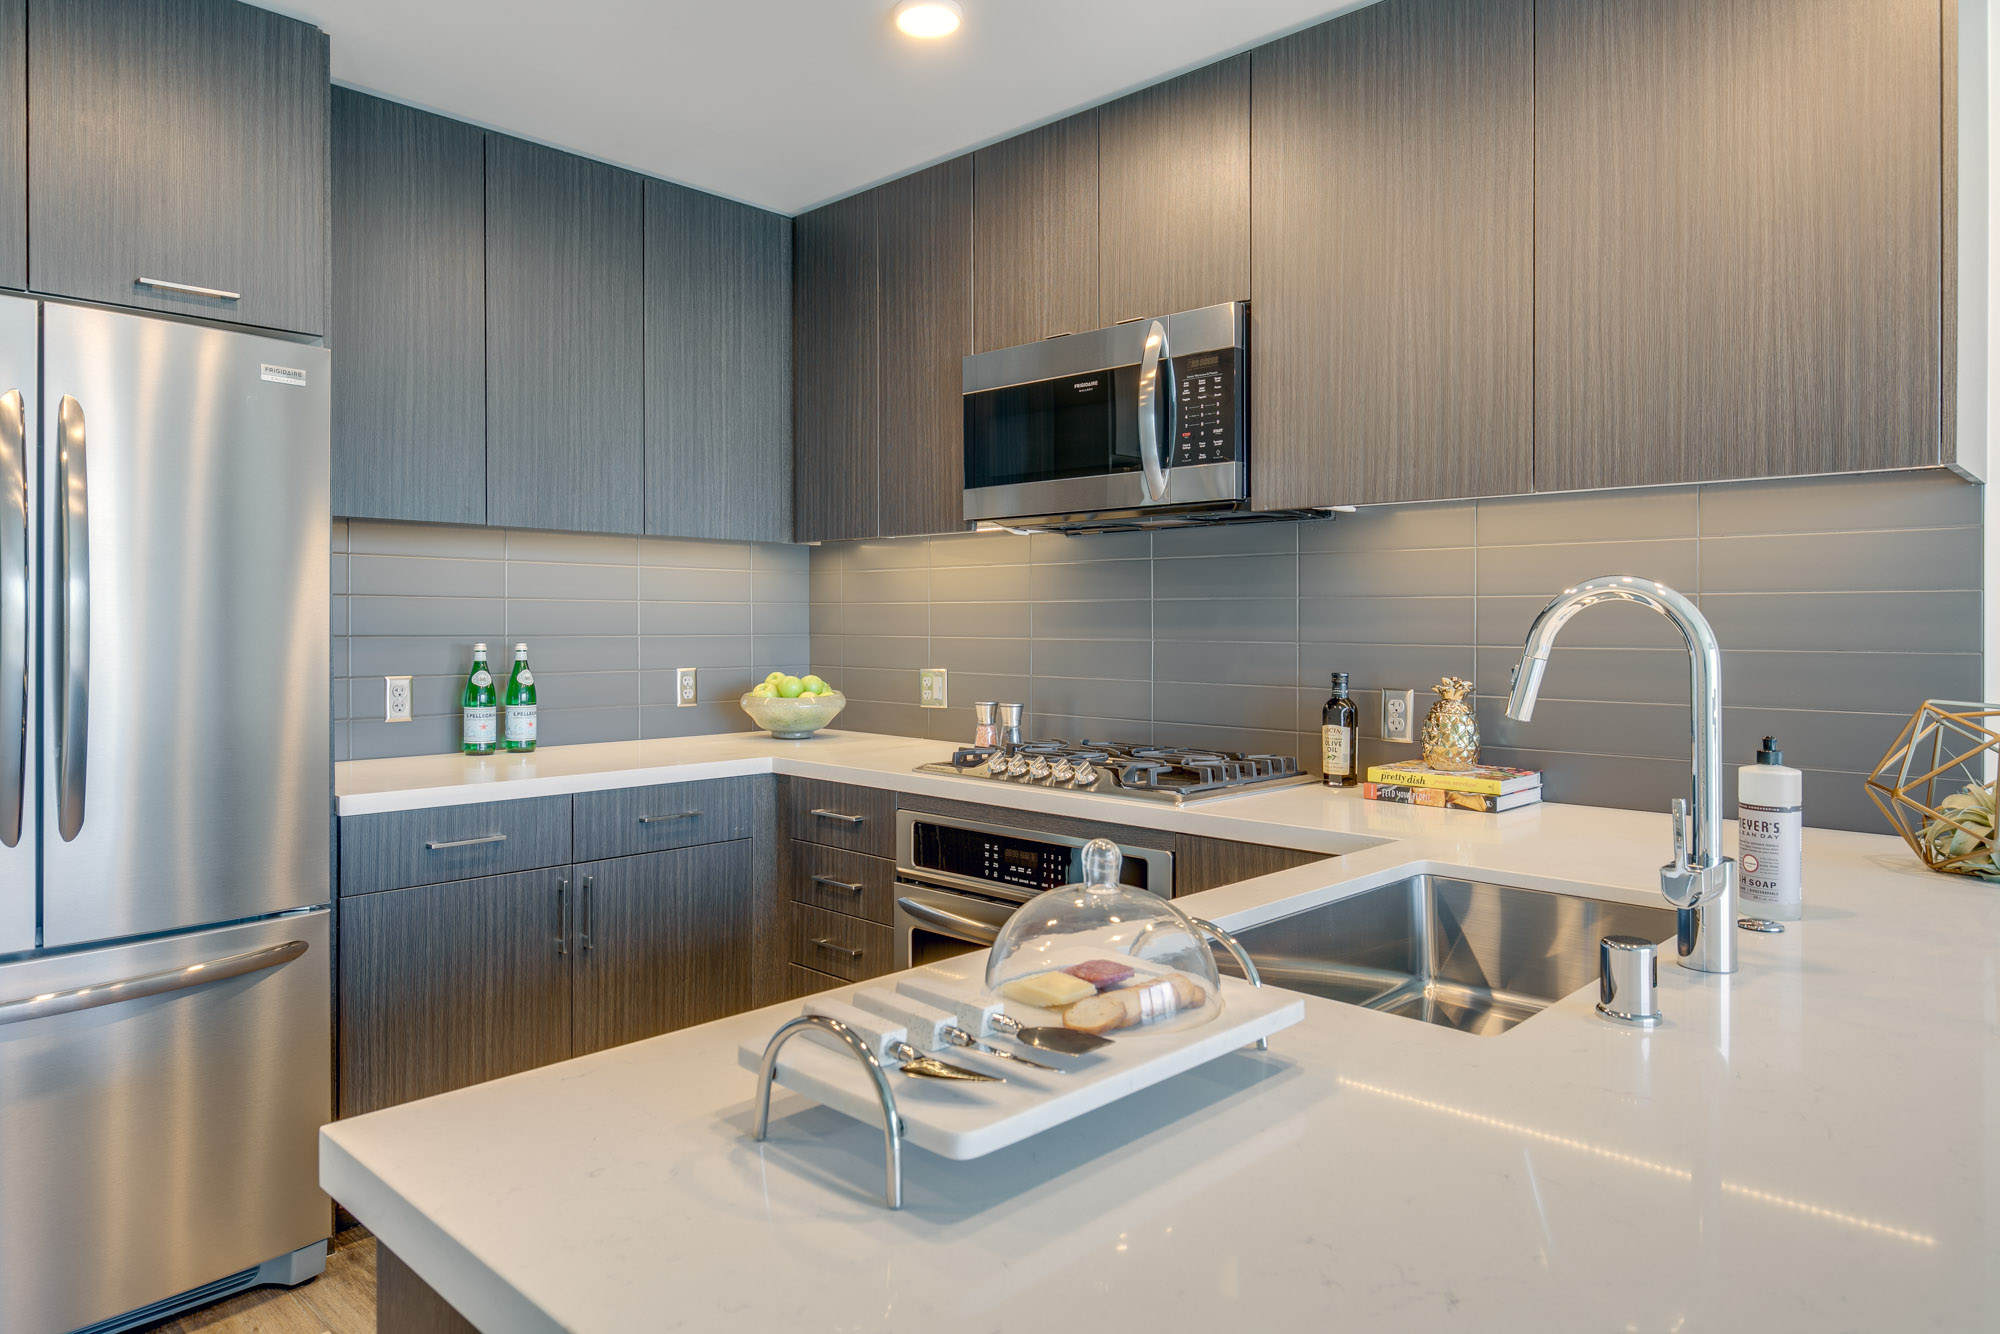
(461, 643, 498, 755)
(1321, 672, 1358, 787)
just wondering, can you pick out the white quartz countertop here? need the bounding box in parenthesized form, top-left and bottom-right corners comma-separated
(323, 731, 2000, 1331)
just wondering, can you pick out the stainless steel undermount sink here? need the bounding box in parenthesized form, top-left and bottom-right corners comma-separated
(1218, 875, 1676, 1036)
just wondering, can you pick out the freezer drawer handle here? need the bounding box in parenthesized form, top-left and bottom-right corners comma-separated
(638, 811, 700, 824)
(810, 808, 865, 826)
(424, 833, 507, 850)
(0, 939, 308, 1025)
(0, 386, 25, 848)
(136, 277, 241, 302)
(54, 395, 88, 841)
(810, 937, 863, 961)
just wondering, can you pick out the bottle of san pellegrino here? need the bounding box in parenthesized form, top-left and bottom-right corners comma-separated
(461, 642, 498, 755)
(503, 642, 537, 752)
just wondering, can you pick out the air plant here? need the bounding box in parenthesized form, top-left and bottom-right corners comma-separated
(1918, 782, 2000, 879)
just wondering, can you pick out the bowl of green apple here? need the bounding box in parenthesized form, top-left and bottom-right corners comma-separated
(741, 672, 845, 739)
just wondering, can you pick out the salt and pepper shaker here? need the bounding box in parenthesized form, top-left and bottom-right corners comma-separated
(973, 701, 999, 748)
(997, 702, 1024, 751)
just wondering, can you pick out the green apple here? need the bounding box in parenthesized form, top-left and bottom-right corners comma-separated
(764, 670, 786, 685)
(800, 674, 826, 694)
(776, 676, 805, 698)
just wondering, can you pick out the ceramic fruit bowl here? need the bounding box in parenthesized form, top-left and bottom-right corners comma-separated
(741, 690, 846, 739)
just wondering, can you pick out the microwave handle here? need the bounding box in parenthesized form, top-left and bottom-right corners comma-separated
(1137, 319, 1175, 502)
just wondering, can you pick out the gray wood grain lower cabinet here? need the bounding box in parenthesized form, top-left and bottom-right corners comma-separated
(337, 794, 573, 896)
(1097, 54, 1250, 326)
(572, 840, 754, 1056)
(330, 89, 485, 525)
(1250, 0, 1533, 509)
(484, 133, 644, 535)
(792, 191, 878, 542)
(571, 776, 758, 861)
(0, 0, 23, 291)
(971, 113, 1098, 352)
(1534, 0, 1943, 489)
(337, 867, 572, 1117)
(645, 179, 792, 542)
(27, 0, 327, 334)
(875, 157, 971, 539)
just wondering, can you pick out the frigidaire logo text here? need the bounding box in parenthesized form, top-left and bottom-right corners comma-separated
(1072, 379, 1099, 391)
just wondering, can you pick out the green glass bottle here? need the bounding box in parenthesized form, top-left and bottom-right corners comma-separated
(503, 642, 537, 752)
(461, 642, 497, 755)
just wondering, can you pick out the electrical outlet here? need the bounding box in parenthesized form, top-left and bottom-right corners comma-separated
(676, 667, 697, 706)
(384, 675, 412, 723)
(1382, 688, 1416, 744)
(919, 667, 948, 708)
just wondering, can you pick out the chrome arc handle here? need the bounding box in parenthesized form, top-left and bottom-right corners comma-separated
(754, 1014, 903, 1208)
(895, 897, 1001, 945)
(1136, 319, 1174, 502)
(424, 832, 507, 850)
(136, 277, 241, 302)
(0, 939, 308, 1026)
(1192, 916, 1268, 1050)
(0, 388, 25, 848)
(55, 396, 88, 842)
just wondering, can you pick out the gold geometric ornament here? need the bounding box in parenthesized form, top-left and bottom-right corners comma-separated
(1864, 700, 2000, 879)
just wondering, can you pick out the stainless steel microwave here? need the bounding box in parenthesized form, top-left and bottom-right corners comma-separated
(961, 301, 1247, 527)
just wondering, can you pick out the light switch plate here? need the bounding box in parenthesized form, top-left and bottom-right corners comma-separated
(384, 675, 412, 723)
(919, 667, 948, 708)
(676, 667, 697, 706)
(1382, 688, 1416, 743)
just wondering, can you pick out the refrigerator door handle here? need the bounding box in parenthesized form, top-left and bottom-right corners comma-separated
(0, 387, 25, 848)
(0, 938, 308, 1025)
(55, 395, 88, 841)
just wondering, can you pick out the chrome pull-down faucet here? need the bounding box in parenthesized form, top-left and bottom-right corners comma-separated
(1504, 576, 1737, 974)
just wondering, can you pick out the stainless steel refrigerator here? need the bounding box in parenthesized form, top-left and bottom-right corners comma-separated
(0, 297, 333, 1334)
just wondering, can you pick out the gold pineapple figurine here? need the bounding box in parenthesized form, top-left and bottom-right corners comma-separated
(1421, 677, 1479, 770)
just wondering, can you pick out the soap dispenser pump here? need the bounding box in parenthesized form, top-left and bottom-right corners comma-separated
(1737, 735, 1803, 920)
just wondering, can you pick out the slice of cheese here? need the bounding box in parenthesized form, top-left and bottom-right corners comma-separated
(1000, 971, 1096, 1009)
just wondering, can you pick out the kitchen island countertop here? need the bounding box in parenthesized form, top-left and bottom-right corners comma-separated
(323, 730, 2000, 1331)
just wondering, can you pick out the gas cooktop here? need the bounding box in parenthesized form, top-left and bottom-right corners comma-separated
(915, 739, 1315, 806)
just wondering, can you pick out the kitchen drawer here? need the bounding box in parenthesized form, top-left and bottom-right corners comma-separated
(789, 903, 895, 983)
(572, 777, 759, 861)
(783, 963, 849, 1001)
(787, 841, 894, 925)
(782, 777, 893, 857)
(338, 796, 573, 896)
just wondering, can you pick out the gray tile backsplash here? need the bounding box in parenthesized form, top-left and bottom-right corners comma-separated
(331, 519, 809, 761)
(809, 471, 1983, 834)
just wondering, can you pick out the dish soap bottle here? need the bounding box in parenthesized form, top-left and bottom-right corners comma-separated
(461, 643, 497, 756)
(1322, 672, 1358, 787)
(1737, 735, 1802, 920)
(503, 643, 537, 752)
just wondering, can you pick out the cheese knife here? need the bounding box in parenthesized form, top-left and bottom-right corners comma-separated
(801, 999, 1001, 1082)
(853, 990, 1064, 1073)
(894, 977, 1114, 1056)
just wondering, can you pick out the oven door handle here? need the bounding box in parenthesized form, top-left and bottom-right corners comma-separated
(896, 897, 1003, 945)
(1136, 318, 1174, 502)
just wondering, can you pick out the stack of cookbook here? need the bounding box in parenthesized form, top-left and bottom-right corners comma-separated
(1361, 762, 1543, 813)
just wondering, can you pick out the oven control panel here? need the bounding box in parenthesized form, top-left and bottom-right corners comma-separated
(1171, 349, 1241, 468)
(906, 819, 1155, 896)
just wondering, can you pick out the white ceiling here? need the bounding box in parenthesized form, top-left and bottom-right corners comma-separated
(254, 0, 1371, 215)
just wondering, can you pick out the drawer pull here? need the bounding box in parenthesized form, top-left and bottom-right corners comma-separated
(425, 833, 508, 850)
(810, 808, 865, 826)
(811, 937, 863, 961)
(137, 276, 241, 301)
(812, 875, 864, 895)
(639, 811, 701, 824)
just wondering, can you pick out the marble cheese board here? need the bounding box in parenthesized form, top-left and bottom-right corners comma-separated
(737, 959, 1304, 1160)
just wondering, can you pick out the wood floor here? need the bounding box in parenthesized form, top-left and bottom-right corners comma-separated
(134, 1222, 377, 1334)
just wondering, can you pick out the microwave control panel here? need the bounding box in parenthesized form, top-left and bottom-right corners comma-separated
(1172, 349, 1242, 467)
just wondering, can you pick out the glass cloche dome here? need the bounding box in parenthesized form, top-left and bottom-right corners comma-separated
(985, 838, 1223, 1037)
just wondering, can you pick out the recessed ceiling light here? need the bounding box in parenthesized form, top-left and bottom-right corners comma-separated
(894, 1, 963, 39)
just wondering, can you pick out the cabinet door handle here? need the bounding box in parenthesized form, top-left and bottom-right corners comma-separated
(810, 808, 864, 826)
(555, 878, 569, 957)
(638, 811, 701, 824)
(811, 875, 864, 895)
(136, 277, 241, 301)
(580, 875, 594, 952)
(425, 833, 507, 850)
(811, 937, 863, 961)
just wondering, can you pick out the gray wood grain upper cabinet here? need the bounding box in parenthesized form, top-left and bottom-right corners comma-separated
(645, 180, 792, 542)
(337, 868, 572, 1117)
(330, 89, 485, 526)
(1249, 0, 1533, 510)
(0, 1, 23, 291)
(792, 190, 878, 543)
(875, 157, 971, 539)
(971, 113, 1098, 352)
(485, 134, 644, 535)
(572, 841, 753, 1056)
(27, 0, 327, 334)
(1534, 0, 1943, 490)
(1097, 54, 1250, 325)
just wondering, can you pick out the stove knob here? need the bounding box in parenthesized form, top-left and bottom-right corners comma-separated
(1050, 758, 1075, 783)
(1006, 754, 1031, 778)
(985, 752, 1010, 775)
(1073, 762, 1098, 786)
(1028, 755, 1052, 780)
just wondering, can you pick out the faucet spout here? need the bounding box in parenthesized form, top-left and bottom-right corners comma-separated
(1504, 576, 1737, 974)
